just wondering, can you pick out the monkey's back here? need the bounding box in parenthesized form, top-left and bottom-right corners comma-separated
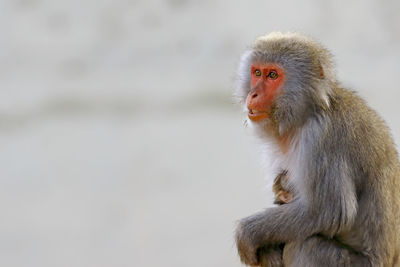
(329, 87, 400, 266)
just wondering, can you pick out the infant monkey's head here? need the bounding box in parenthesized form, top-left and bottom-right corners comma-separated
(272, 171, 293, 204)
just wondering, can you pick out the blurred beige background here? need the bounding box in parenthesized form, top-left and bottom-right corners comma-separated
(0, 0, 399, 266)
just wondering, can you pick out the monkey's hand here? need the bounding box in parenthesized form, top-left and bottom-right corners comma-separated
(258, 244, 284, 267)
(235, 204, 310, 266)
(235, 214, 270, 266)
(274, 190, 293, 204)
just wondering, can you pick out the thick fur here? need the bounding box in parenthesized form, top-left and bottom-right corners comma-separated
(234, 32, 400, 267)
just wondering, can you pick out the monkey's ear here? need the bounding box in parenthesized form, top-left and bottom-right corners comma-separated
(318, 61, 325, 79)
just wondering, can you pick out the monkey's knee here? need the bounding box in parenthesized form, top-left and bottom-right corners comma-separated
(282, 238, 345, 267)
(282, 240, 306, 267)
(258, 244, 284, 267)
(282, 236, 368, 267)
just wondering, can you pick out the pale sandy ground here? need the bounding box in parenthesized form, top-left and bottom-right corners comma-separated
(0, 0, 400, 266)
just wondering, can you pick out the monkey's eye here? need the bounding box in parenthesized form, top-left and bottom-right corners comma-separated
(267, 71, 278, 79)
(254, 69, 261, 76)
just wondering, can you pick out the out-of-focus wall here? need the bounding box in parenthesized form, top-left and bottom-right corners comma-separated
(0, 1, 399, 266)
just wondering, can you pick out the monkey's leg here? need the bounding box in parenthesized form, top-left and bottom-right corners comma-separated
(282, 235, 371, 267)
(258, 244, 284, 267)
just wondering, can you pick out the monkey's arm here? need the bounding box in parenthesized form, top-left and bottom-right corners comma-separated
(236, 154, 358, 265)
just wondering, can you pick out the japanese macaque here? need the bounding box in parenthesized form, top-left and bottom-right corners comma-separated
(234, 32, 400, 267)
(272, 170, 293, 205)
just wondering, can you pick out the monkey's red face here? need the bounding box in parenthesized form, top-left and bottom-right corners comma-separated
(247, 63, 284, 121)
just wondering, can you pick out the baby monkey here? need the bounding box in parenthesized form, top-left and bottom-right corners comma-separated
(272, 170, 293, 205)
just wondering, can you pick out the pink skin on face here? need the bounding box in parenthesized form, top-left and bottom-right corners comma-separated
(247, 63, 284, 121)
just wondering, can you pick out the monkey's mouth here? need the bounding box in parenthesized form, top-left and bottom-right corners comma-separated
(248, 109, 268, 121)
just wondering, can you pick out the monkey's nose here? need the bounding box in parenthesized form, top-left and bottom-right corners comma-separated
(250, 92, 258, 99)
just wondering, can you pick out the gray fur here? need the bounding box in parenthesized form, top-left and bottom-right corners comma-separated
(234, 32, 400, 267)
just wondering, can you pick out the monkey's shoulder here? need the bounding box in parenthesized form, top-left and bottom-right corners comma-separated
(310, 86, 398, 165)
(328, 87, 387, 129)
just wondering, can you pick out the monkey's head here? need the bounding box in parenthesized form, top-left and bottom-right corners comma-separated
(236, 32, 336, 135)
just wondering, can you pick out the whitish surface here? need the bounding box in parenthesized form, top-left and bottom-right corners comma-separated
(0, 0, 399, 266)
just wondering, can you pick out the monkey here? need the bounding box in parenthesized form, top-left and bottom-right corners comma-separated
(272, 170, 293, 205)
(234, 32, 400, 267)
